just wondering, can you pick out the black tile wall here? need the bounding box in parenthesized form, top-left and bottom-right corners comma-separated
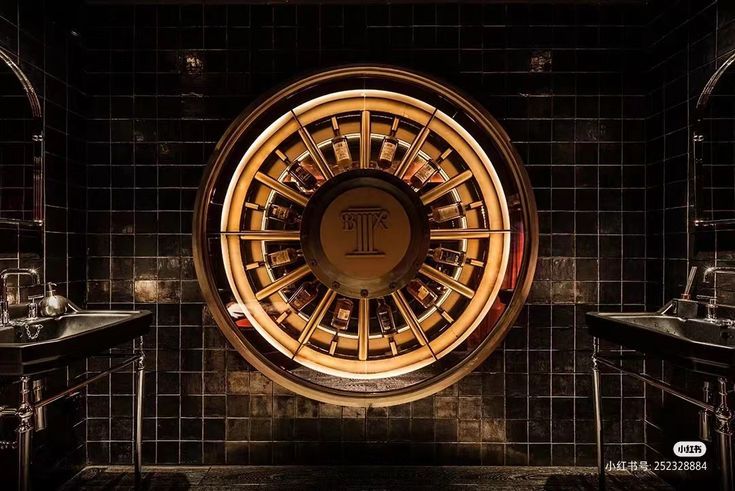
(82, 2, 649, 466)
(0, 0, 88, 488)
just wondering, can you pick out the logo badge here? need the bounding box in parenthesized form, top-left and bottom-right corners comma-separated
(674, 441, 707, 457)
(341, 207, 389, 257)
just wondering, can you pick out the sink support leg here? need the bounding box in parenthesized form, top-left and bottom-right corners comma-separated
(715, 377, 732, 491)
(133, 336, 145, 488)
(592, 338, 605, 490)
(16, 376, 33, 491)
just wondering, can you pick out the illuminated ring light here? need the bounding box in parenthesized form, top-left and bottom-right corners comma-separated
(193, 66, 538, 406)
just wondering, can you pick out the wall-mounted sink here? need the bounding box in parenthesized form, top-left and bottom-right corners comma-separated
(587, 305, 735, 377)
(0, 309, 152, 376)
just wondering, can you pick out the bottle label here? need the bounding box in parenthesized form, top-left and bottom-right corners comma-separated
(413, 163, 436, 185)
(291, 165, 315, 188)
(269, 250, 290, 266)
(379, 140, 397, 162)
(434, 204, 461, 222)
(416, 285, 429, 300)
(290, 287, 314, 309)
(333, 139, 351, 163)
(336, 308, 350, 321)
(269, 205, 289, 220)
(435, 249, 462, 265)
(291, 294, 307, 309)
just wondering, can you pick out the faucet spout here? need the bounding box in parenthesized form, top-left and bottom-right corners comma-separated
(704, 266, 735, 283)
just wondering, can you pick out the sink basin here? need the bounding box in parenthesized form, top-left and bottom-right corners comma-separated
(0, 310, 152, 376)
(587, 307, 735, 377)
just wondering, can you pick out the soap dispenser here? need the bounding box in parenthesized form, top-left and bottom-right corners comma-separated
(39, 282, 68, 317)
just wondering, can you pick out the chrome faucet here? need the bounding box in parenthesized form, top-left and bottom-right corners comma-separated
(700, 266, 735, 326)
(0, 268, 41, 326)
(703, 266, 735, 283)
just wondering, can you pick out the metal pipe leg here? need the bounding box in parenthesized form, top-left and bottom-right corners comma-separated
(133, 337, 145, 487)
(592, 338, 605, 490)
(16, 376, 34, 491)
(715, 378, 732, 491)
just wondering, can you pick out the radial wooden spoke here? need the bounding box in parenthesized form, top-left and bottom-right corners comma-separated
(388, 336, 398, 356)
(255, 264, 311, 301)
(328, 335, 339, 355)
(419, 264, 475, 299)
(217, 230, 300, 241)
(294, 289, 337, 356)
(430, 228, 511, 241)
(437, 307, 454, 323)
(254, 171, 309, 207)
(391, 291, 435, 358)
(360, 110, 371, 169)
(394, 110, 437, 178)
(358, 298, 370, 361)
(420, 170, 473, 205)
(292, 112, 334, 179)
(275, 310, 290, 324)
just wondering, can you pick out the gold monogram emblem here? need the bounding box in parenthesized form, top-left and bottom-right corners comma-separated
(340, 207, 389, 257)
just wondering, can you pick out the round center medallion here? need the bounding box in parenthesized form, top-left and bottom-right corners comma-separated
(300, 169, 430, 299)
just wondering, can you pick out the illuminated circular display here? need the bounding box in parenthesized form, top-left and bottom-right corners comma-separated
(193, 66, 537, 406)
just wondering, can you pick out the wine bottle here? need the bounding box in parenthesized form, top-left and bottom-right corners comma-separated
(406, 279, 438, 309)
(377, 117, 400, 169)
(430, 202, 465, 223)
(265, 248, 301, 268)
(288, 281, 319, 311)
(430, 247, 466, 266)
(331, 298, 353, 330)
(277, 149, 317, 192)
(267, 204, 298, 224)
(331, 117, 352, 170)
(410, 148, 452, 189)
(376, 298, 397, 334)
(287, 162, 317, 191)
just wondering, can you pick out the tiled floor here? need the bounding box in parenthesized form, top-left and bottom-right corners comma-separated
(61, 465, 672, 490)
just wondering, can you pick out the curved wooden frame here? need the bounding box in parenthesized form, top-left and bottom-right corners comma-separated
(193, 65, 538, 406)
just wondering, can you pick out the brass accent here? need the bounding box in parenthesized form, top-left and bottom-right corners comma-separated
(420, 170, 473, 205)
(294, 113, 334, 179)
(254, 171, 309, 207)
(358, 298, 369, 361)
(295, 289, 337, 355)
(219, 230, 300, 241)
(391, 291, 433, 354)
(193, 65, 538, 407)
(419, 264, 475, 299)
(430, 228, 510, 240)
(360, 111, 371, 169)
(255, 264, 310, 301)
(395, 111, 435, 179)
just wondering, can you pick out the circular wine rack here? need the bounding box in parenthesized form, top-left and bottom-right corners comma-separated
(193, 66, 537, 406)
